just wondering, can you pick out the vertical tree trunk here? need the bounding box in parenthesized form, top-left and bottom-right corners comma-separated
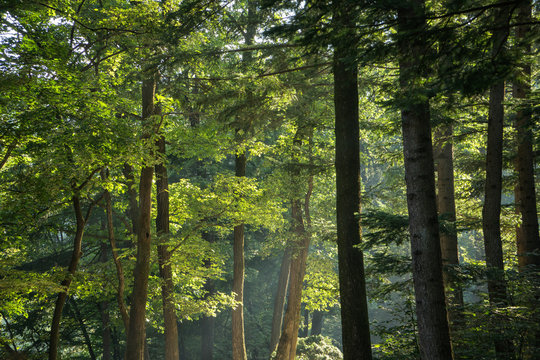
(332, 2, 372, 360)
(232, 153, 248, 360)
(274, 199, 311, 360)
(513, 0, 539, 270)
(397, 1, 453, 359)
(49, 195, 88, 360)
(124, 70, 157, 360)
(434, 125, 464, 328)
(270, 248, 291, 353)
(482, 5, 514, 359)
(156, 135, 180, 360)
(232, 2, 256, 358)
(201, 231, 217, 360)
(99, 301, 112, 360)
(310, 311, 323, 336)
(102, 170, 130, 331)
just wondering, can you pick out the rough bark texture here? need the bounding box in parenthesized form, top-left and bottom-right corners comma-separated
(513, 0, 539, 270)
(397, 1, 453, 359)
(482, 5, 514, 359)
(124, 71, 157, 360)
(232, 152, 248, 360)
(270, 248, 291, 353)
(156, 135, 180, 360)
(434, 125, 464, 328)
(332, 2, 372, 359)
(49, 195, 87, 360)
(274, 200, 311, 360)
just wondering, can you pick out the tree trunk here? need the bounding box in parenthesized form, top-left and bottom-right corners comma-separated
(397, 1, 453, 359)
(299, 308, 309, 338)
(123, 163, 140, 239)
(482, 5, 514, 359)
(156, 135, 180, 360)
(332, 2, 372, 360)
(124, 70, 157, 360)
(232, 153, 248, 360)
(310, 311, 323, 336)
(434, 125, 464, 329)
(102, 170, 130, 331)
(513, 0, 539, 270)
(99, 301, 112, 360)
(274, 199, 311, 360)
(49, 195, 88, 360)
(270, 248, 291, 353)
(201, 233, 216, 360)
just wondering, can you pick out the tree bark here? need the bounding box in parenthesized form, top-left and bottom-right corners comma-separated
(156, 135, 180, 360)
(49, 195, 88, 360)
(99, 301, 112, 360)
(274, 199, 311, 360)
(124, 70, 157, 360)
(482, 5, 515, 359)
(397, 1, 453, 359)
(270, 248, 291, 353)
(513, 0, 539, 270)
(201, 232, 216, 360)
(434, 125, 464, 329)
(332, 2, 372, 360)
(232, 153, 248, 360)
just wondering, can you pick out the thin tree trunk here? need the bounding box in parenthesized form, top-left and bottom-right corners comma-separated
(123, 163, 140, 239)
(513, 0, 539, 270)
(201, 233, 216, 360)
(310, 311, 323, 336)
(102, 170, 130, 331)
(482, 4, 514, 359)
(299, 308, 309, 338)
(232, 1, 256, 357)
(434, 125, 464, 329)
(99, 301, 112, 360)
(156, 135, 180, 360)
(332, 2, 372, 359)
(49, 195, 89, 360)
(274, 199, 311, 360)
(397, 1, 453, 359)
(124, 70, 157, 360)
(270, 248, 291, 353)
(232, 153, 248, 360)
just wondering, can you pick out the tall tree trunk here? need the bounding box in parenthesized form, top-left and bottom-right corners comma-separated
(310, 311, 323, 336)
(99, 301, 112, 360)
(270, 248, 291, 353)
(232, 2, 256, 358)
(201, 232, 216, 360)
(513, 0, 539, 271)
(274, 199, 311, 360)
(124, 69, 157, 360)
(123, 163, 140, 239)
(332, 2, 372, 360)
(102, 170, 130, 331)
(482, 4, 514, 359)
(397, 1, 453, 359)
(232, 153, 248, 360)
(49, 195, 89, 360)
(434, 125, 464, 329)
(156, 135, 180, 360)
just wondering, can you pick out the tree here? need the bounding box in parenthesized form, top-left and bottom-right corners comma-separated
(124, 69, 158, 360)
(332, 1, 372, 359)
(512, 0, 539, 270)
(397, 0, 453, 358)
